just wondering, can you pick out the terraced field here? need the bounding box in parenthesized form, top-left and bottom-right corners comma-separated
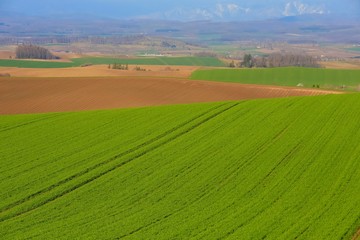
(0, 56, 225, 68)
(1, 94, 360, 239)
(191, 67, 360, 90)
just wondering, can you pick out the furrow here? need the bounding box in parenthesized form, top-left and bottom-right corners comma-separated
(0, 114, 60, 133)
(0, 103, 227, 213)
(0, 104, 224, 212)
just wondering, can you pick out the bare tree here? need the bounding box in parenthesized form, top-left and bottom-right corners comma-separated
(16, 45, 59, 60)
(241, 53, 320, 68)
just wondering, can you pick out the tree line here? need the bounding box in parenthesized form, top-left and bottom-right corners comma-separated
(110, 63, 129, 70)
(109, 63, 148, 71)
(15, 45, 59, 60)
(230, 53, 320, 68)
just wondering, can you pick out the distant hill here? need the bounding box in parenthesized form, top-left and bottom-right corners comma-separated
(0, 13, 359, 44)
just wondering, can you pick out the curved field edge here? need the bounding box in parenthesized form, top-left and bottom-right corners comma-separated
(0, 56, 225, 68)
(190, 67, 360, 90)
(1, 94, 360, 239)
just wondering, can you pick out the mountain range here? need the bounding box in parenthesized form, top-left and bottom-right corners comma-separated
(0, 0, 358, 21)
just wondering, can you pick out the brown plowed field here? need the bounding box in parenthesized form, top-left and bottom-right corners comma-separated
(0, 65, 198, 78)
(0, 76, 342, 115)
(320, 61, 360, 69)
(0, 50, 15, 59)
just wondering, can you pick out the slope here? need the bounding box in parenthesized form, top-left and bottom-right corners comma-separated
(0, 56, 225, 68)
(1, 94, 360, 239)
(0, 76, 341, 115)
(191, 67, 360, 90)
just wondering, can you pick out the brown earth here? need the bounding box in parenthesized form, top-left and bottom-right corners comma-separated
(0, 65, 198, 78)
(353, 229, 360, 240)
(320, 61, 360, 69)
(0, 76, 342, 115)
(0, 50, 15, 59)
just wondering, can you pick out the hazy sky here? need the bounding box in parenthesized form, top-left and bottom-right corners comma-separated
(1, 0, 359, 21)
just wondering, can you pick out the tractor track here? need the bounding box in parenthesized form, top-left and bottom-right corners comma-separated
(0, 102, 239, 223)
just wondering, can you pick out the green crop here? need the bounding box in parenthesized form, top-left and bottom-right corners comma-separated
(191, 67, 360, 90)
(0, 56, 225, 68)
(1, 94, 360, 239)
(0, 59, 74, 68)
(347, 47, 360, 52)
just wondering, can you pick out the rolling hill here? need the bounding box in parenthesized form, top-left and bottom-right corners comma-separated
(0, 56, 225, 68)
(1, 94, 360, 239)
(191, 67, 360, 90)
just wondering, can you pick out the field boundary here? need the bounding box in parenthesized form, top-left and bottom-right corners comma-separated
(0, 115, 60, 133)
(352, 228, 360, 240)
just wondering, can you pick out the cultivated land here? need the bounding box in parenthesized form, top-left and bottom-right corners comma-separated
(1, 94, 360, 239)
(0, 51, 358, 239)
(0, 56, 226, 68)
(191, 67, 360, 91)
(1, 12, 360, 239)
(0, 76, 340, 115)
(0, 65, 198, 78)
(320, 61, 360, 70)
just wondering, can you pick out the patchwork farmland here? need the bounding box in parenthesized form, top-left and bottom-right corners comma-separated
(2, 1, 360, 238)
(1, 94, 360, 239)
(0, 49, 359, 240)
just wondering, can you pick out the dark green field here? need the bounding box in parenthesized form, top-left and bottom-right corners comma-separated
(0, 59, 74, 68)
(191, 67, 360, 90)
(1, 94, 360, 239)
(0, 56, 225, 68)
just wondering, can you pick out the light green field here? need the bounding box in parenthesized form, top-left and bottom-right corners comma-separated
(1, 94, 360, 239)
(191, 67, 360, 90)
(348, 47, 360, 52)
(0, 56, 225, 68)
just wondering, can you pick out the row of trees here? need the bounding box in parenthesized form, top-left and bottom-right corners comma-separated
(15, 45, 59, 59)
(235, 53, 320, 68)
(110, 63, 129, 70)
(109, 64, 148, 71)
(195, 52, 218, 58)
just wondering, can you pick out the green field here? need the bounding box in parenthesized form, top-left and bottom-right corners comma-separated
(191, 67, 360, 90)
(0, 59, 74, 68)
(1, 94, 360, 239)
(0, 56, 225, 68)
(347, 47, 360, 52)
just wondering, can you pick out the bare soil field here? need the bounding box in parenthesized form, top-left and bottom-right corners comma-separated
(0, 65, 198, 78)
(0, 76, 342, 115)
(0, 50, 15, 59)
(320, 61, 360, 69)
(288, 44, 360, 59)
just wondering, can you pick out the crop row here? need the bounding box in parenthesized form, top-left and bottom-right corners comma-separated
(0, 102, 238, 222)
(1, 94, 360, 239)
